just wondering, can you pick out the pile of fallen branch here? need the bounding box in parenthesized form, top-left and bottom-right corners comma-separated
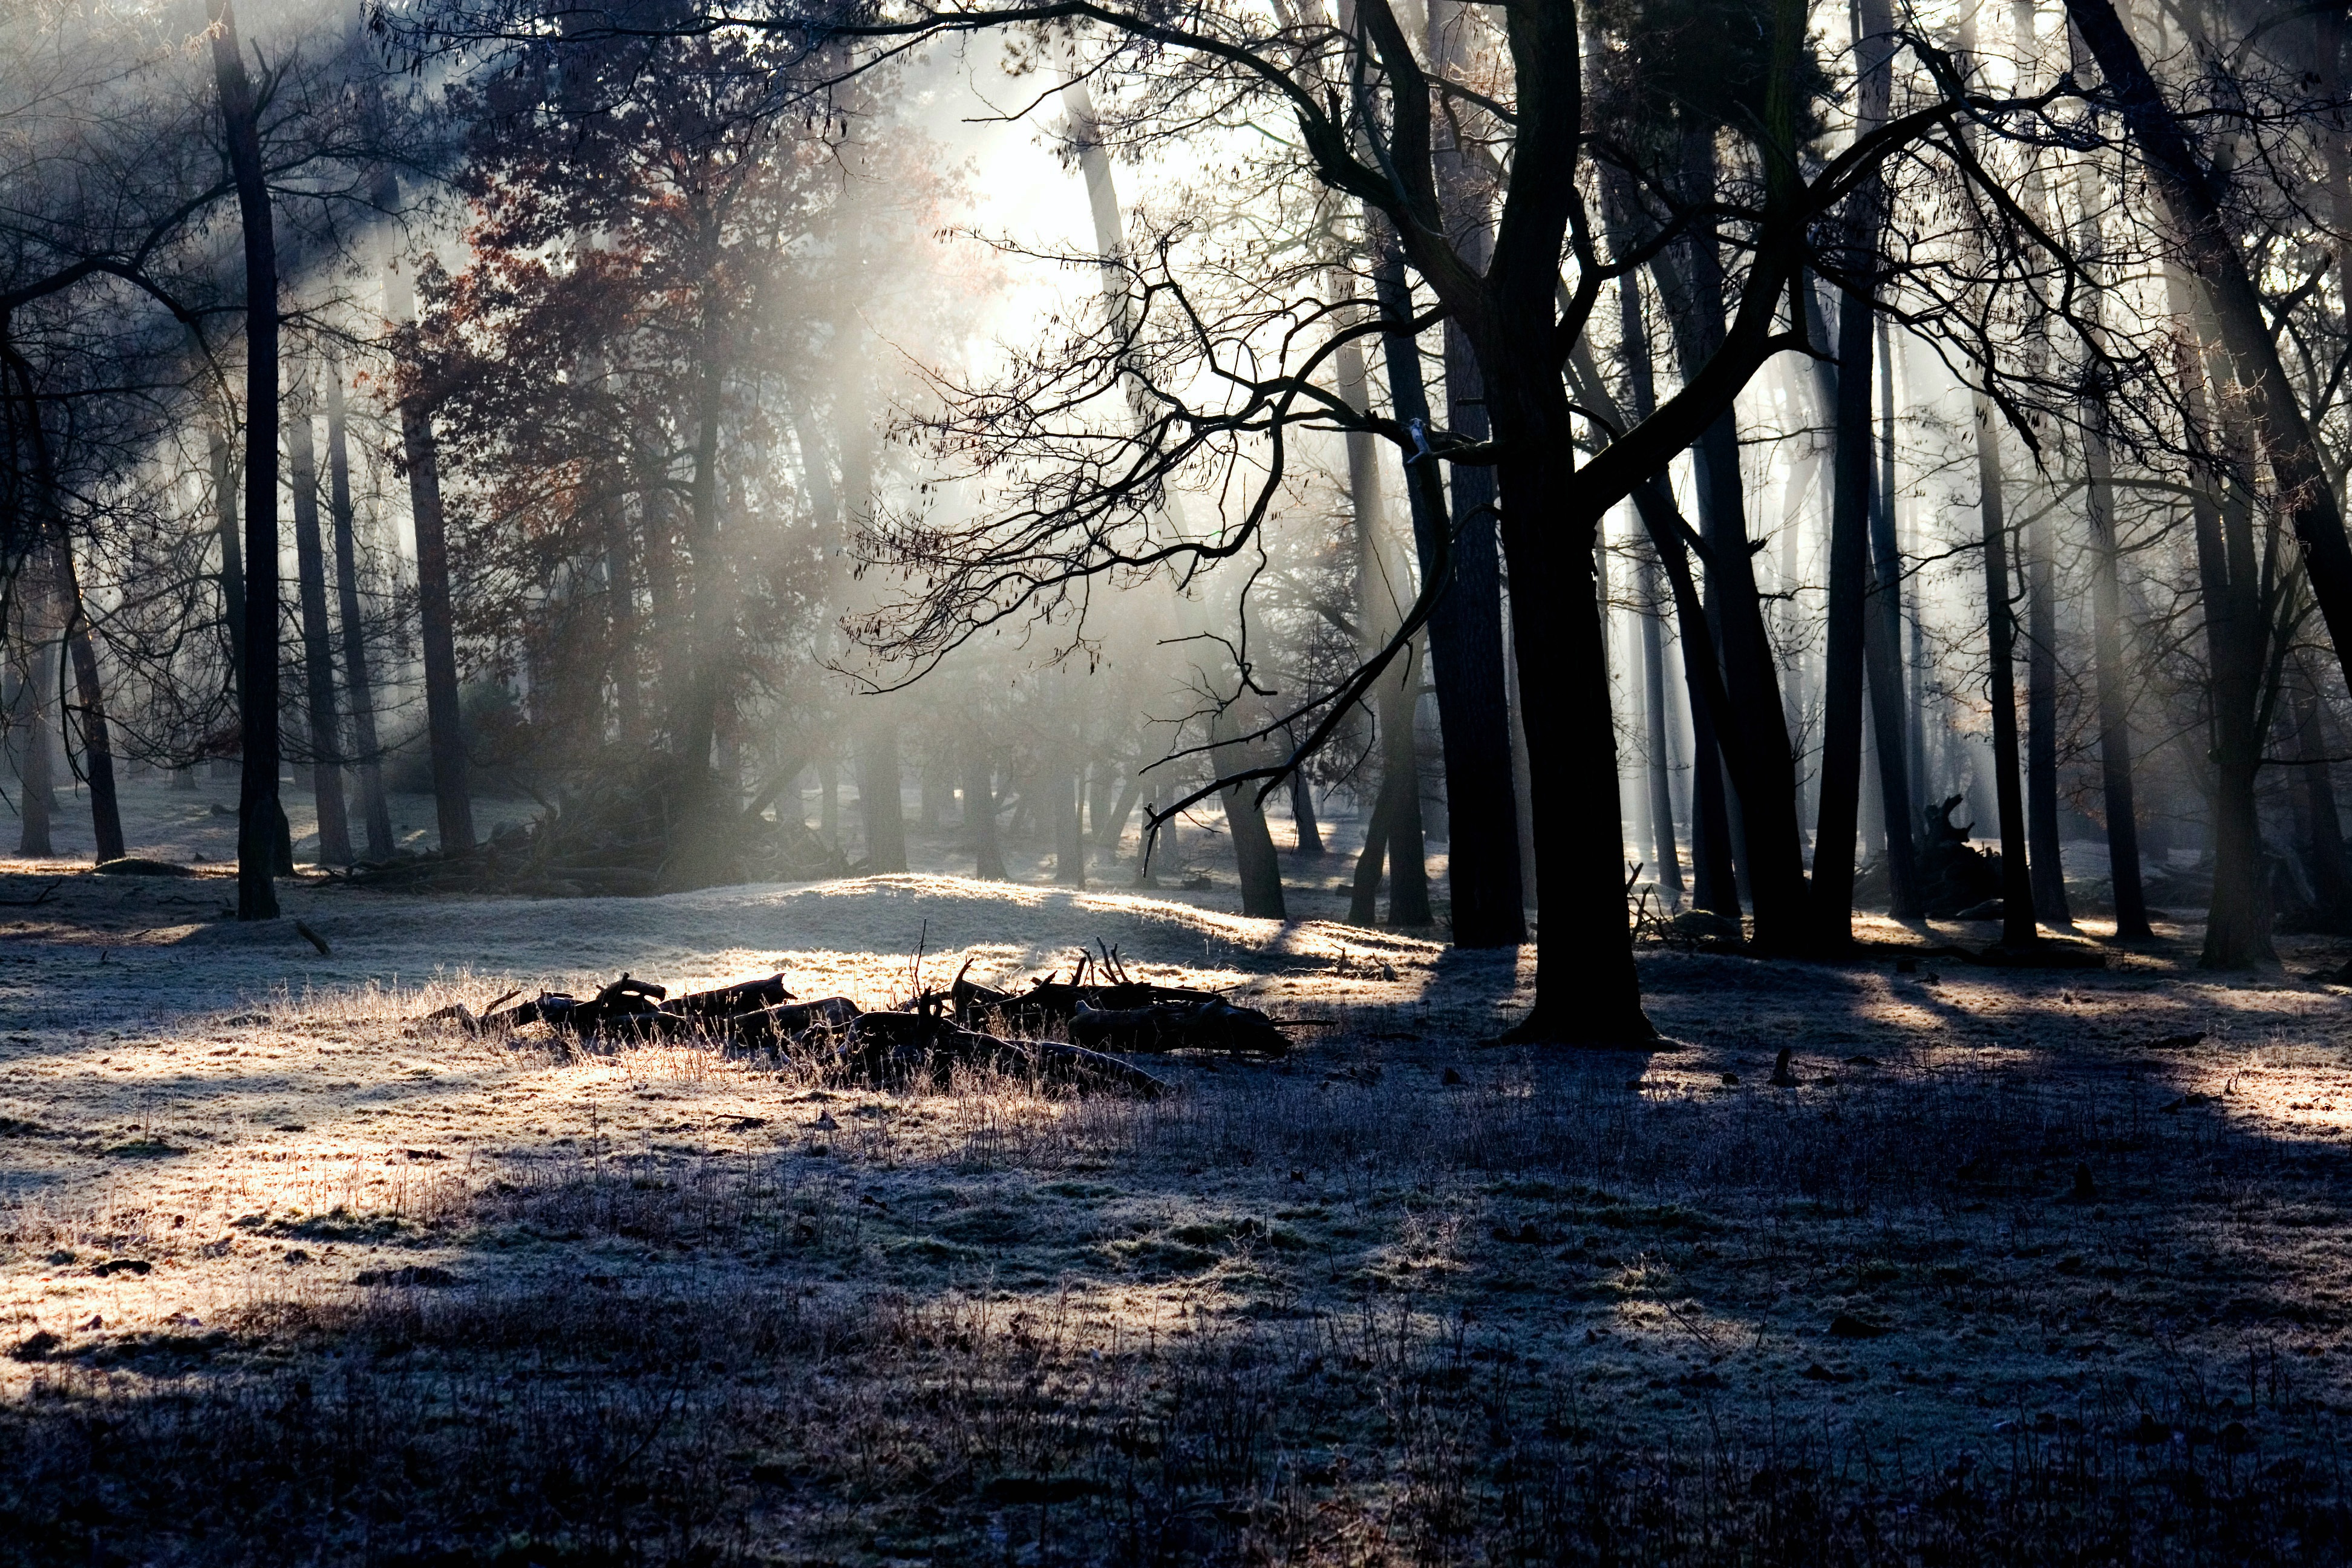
(426, 946, 1325, 1097)
(352, 759, 844, 897)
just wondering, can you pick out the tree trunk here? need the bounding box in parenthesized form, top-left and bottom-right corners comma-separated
(858, 721, 909, 874)
(1593, 230, 1736, 917)
(2293, 657, 2351, 925)
(675, 351, 726, 770)
(2079, 201, 2152, 938)
(325, 359, 393, 860)
(1975, 394, 2038, 947)
(207, 405, 246, 710)
(2024, 491, 2070, 927)
(2173, 283, 2273, 969)
(1287, 763, 1324, 857)
(1494, 454, 1648, 1037)
(1099, 768, 1145, 861)
(1377, 233, 1523, 941)
(1811, 0, 1901, 952)
(1348, 778, 1391, 926)
(1380, 644, 1431, 924)
(51, 546, 123, 864)
(1054, 762, 1085, 887)
(12, 607, 53, 858)
(287, 370, 353, 869)
(383, 222, 475, 859)
(1335, 262, 1425, 922)
(1667, 132, 1807, 950)
(1637, 541, 1684, 906)
(1866, 319, 1919, 915)
(605, 489, 641, 745)
(1811, 260, 1873, 950)
(2066, 0, 2352, 690)
(211, 0, 281, 919)
(1215, 708, 1286, 918)
(964, 739, 1006, 880)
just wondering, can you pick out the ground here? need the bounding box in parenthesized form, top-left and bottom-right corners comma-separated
(1, 776, 2350, 1564)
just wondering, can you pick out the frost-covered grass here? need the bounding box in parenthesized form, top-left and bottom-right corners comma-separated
(2, 803, 2351, 1561)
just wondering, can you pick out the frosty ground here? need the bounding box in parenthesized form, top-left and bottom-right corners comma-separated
(1, 777, 2350, 1563)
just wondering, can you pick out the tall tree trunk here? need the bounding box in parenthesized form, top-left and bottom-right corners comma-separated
(1489, 379, 1649, 1040)
(325, 358, 392, 860)
(1348, 777, 1393, 926)
(1370, 225, 1522, 942)
(1810, 0, 1894, 949)
(604, 490, 641, 746)
(1336, 262, 1425, 920)
(2066, 0, 2352, 688)
(1215, 707, 1286, 918)
(2169, 266, 2274, 969)
(2007, 0, 2073, 930)
(964, 738, 1006, 880)
(1380, 645, 1432, 924)
(52, 546, 123, 864)
(1668, 131, 1807, 950)
(206, 397, 246, 710)
(675, 348, 726, 771)
(1100, 768, 1145, 861)
(1975, 394, 2038, 947)
(211, 0, 281, 919)
(1053, 760, 1085, 887)
(287, 368, 352, 868)
(1866, 319, 1920, 915)
(1287, 763, 1324, 857)
(1592, 218, 1737, 916)
(382, 195, 475, 860)
(12, 603, 53, 857)
(2293, 656, 2351, 924)
(858, 722, 909, 874)
(2077, 166, 2152, 939)
(1638, 540, 1684, 907)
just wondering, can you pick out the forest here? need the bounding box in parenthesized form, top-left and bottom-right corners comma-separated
(4, 0, 2352, 1561)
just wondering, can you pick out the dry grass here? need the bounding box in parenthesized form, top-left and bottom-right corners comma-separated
(5, 864, 2352, 1563)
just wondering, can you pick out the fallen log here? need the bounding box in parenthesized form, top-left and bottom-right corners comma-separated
(443, 948, 1319, 1095)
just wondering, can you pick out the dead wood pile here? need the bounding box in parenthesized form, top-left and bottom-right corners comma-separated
(351, 760, 845, 897)
(428, 946, 1325, 1097)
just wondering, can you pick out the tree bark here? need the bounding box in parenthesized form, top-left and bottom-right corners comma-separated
(11, 601, 53, 857)
(1975, 394, 2038, 947)
(1287, 763, 1324, 857)
(1053, 760, 1085, 887)
(1348, 777, 1392, 926)
(1866, 319, 1919, 915)
(52, 546, 123, 864)
(1336, 262, 1426, 920)
(2293, 656, 2351, 925)
(206, 400, 246, 710)
(2169, 265, 2274, 969)
(325, 358, 393, 860)
(1215, 707, 1286, 918)
(382, 221, 475, 858)
(1665, 131, 1808, 950)
(1380, 645, 1432, 923)
(1370, 224, 1522, 942)
(2066, 0, 2352, 688)
(2077, 167, 2152, 939)
(1637, 540, 1684, 906)
(858, 721, 909, 874)
(287, 368, 353, 868)
(1592, 225, 1737, 916)
(211, 0, 281, 919)
(964, 739, 1006, 880)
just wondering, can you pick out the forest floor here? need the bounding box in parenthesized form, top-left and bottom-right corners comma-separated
(2, 776, 2351, 1564)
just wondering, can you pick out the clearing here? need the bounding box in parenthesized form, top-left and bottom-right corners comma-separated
(1, 777, 2349, 1563)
